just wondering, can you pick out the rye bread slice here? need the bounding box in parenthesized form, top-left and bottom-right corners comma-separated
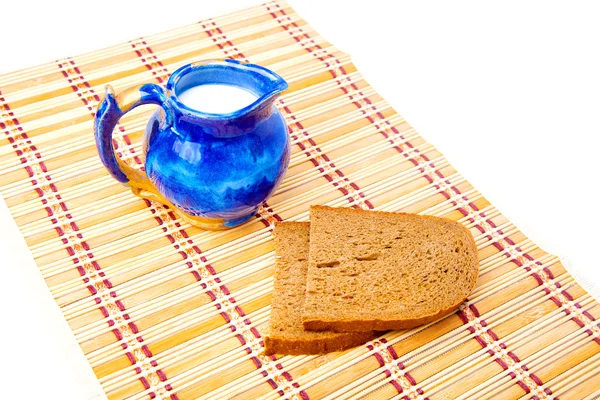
(264, 222, 378, 355)
(302, 206, 479, 332)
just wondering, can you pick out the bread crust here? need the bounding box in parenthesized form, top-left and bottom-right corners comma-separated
(309, 205, 477, 235)
(265, 221, 379, 355)
(264, 330, 379, 356)
(302, 302, 467, 332)
(302, 206, 479, 332)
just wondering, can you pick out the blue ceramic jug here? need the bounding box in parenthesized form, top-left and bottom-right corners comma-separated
(94, 60, 289, 230)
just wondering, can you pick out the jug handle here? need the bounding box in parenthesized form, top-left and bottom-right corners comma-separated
(94, 83, 173, 204)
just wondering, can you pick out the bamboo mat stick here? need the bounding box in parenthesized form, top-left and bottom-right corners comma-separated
(94, 306, 269, 375)
(66, 256, 273, 336)
(583, 387, 600, 400)
(425, 333, 556, 398)
(461, 328, 594, 400)
(517, 330, 600, 399)
(459, 296, 597, 398)
(388, 277, 575, 387)
(408, 276, 576, 388)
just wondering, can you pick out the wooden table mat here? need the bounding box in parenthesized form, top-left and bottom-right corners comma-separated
(1, 1, 599, 399)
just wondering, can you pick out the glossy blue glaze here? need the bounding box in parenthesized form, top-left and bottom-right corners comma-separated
(96, 83, 171, 183)
(145, 86, 289, 220)
(94, 59, 289, 229)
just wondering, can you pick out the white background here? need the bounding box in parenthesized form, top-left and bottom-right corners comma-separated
(1, 1, 599, 398)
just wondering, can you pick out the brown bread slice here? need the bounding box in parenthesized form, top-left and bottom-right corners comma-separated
(264, 222, 379, 355)
(302, 206, 479, 332)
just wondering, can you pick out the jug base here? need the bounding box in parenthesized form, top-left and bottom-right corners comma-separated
(178, 209, 256, 230)
(130, 186, 257, 230)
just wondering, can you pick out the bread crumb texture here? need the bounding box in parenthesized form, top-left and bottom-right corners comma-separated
(265, 222, 378, 355)
(303, 206, 479, 332)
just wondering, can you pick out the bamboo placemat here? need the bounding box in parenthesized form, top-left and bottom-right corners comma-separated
(1, 1, 599, 399)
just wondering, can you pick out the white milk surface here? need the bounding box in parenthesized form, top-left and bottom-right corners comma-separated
(177, 84, 258, 114)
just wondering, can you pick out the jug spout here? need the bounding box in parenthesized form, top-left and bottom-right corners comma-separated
(166, 59, 289, 137)
(259, 68, 288, 102)
(234, 59, 288, 121)
(187, 59, 288, 100)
